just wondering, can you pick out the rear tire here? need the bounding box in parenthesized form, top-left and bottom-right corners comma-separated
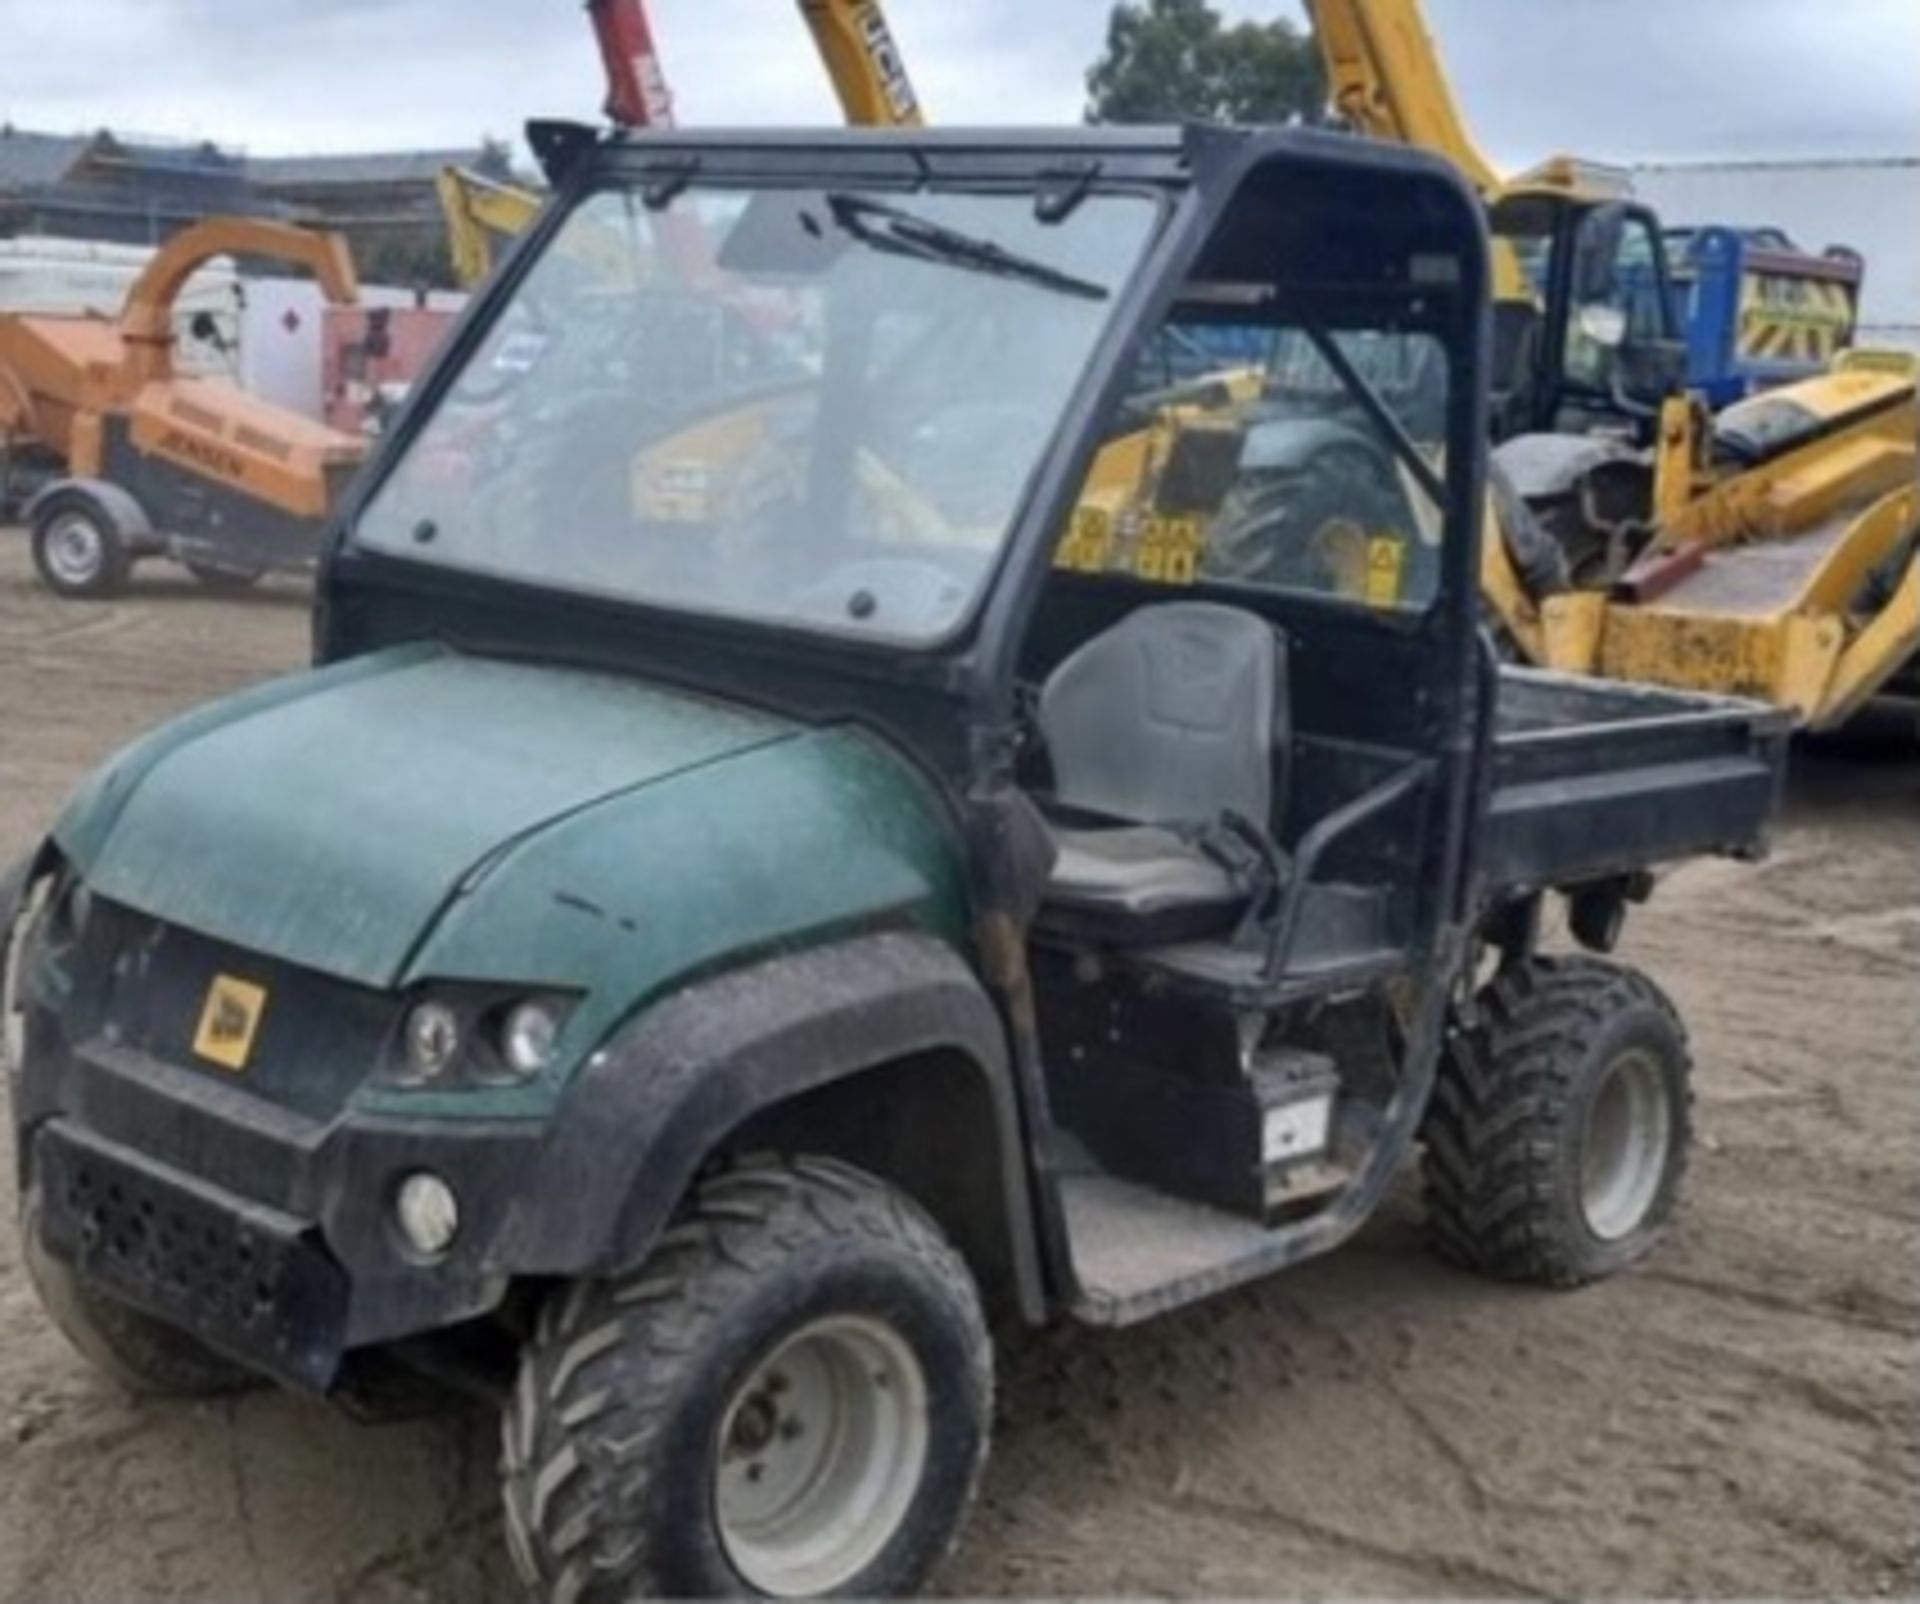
(1423, 955, 1692, 1288)
(1207, 451, 1435, 604)
(30, 497, 130, 598)
(502, 1155, 991, 1601)
(21, 1192, 252, 1397)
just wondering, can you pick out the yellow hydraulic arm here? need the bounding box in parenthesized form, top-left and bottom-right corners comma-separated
(436, 166, 543, 290)
(1304, 0, 1498, 195)
(797, 0, 924, 126)
(798, 0, 925, 126)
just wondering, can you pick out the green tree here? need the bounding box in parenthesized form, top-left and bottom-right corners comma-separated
(1086, 0, 1326, 126)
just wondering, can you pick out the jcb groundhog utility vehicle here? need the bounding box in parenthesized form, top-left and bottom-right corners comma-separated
(0, 217, 366, 597)
(5, 123, 1787, 1599)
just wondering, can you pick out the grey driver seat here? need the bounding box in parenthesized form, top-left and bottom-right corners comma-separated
(1035, 602, 1288, 948)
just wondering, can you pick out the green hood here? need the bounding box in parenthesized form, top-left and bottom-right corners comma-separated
(58, 647, 801, 989)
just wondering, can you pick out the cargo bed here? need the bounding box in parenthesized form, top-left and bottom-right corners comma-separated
(1483, 668, 1792, 893)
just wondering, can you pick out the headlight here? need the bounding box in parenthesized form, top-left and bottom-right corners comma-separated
(394, 1171, 460, 1258)
(402, 1001, 462, 1083)
(386, 989, 576, 1090)
(501, 999, 563, 1079)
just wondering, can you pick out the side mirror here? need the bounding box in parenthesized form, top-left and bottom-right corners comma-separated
(1572, 203, 1630, 304)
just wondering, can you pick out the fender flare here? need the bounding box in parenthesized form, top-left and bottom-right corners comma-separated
(25, 478, 158, 550)
(503, 930, 1045, 1318)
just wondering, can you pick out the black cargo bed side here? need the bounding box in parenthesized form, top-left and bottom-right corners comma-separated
(1483, 669, 1791, 893)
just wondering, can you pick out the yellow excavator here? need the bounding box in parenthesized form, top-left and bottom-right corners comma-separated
(1303, 0, 1919, 727)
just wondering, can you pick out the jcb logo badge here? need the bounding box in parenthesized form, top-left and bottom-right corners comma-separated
(856, 4, 920, 120)
(192, 974, 268, 1072)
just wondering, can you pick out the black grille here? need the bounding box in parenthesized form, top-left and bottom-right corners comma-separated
(75, 900, 394, 1119)
(37, 1122, 349, 1391)
(66, 1154, 285, 1337)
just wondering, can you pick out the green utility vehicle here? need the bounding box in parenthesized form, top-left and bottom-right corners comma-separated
(5, 122, 1787, 1599)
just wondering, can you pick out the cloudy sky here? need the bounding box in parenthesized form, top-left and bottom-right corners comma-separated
(3, 0, 1915, 169)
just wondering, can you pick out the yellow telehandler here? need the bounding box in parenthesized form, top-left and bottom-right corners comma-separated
(1305, 0, 1919, 727)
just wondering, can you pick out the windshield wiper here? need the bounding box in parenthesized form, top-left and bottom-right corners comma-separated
(824, 193, 1108, 302)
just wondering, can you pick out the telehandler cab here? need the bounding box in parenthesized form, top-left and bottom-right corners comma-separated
(5, 123, 1786, 1600)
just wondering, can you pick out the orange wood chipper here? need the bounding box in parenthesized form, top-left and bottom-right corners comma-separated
(0, 218, 368, 596)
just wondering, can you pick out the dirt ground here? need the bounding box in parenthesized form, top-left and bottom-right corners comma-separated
(0, 532, 1915, 1602)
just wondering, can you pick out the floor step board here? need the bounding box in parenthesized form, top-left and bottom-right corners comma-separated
(1062, 1165, 1352, 1326)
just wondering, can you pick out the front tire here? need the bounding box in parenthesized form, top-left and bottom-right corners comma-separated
(502, 1155, 991, 1601)
(31, 497, 131, 598)
(21, 1192, 251, 1397)
(1423, 956, 1692, 1288)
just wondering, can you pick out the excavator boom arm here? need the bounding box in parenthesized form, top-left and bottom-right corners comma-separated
(1303, 0, 1499, 194)
(797, 0, 923, 126)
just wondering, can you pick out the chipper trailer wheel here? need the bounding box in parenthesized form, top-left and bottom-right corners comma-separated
(1422, 955, 1693, 1288)
(30, 496, 133, 599)
(20, 1191, 252, 1398)
(502, 1155, 992, 1601)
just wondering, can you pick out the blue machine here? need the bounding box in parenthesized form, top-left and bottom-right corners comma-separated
(1663, 226, 1865, 408)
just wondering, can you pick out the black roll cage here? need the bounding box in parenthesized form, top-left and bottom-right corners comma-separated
(318, 123, 1491, 802)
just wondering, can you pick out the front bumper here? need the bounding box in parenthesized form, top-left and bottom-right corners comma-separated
(8, 887, 558, 1391)
(17, 1031, 543, 1394)
(34, 1118, 349, 1390)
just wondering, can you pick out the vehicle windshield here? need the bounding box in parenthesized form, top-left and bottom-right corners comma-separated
(354, 183, 1160, 642)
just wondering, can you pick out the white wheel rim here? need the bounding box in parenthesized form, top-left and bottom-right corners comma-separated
(44, 513, 105, 587)
(714, 1315, 930, 1597)
(1580, 1047, 1673, 1241)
